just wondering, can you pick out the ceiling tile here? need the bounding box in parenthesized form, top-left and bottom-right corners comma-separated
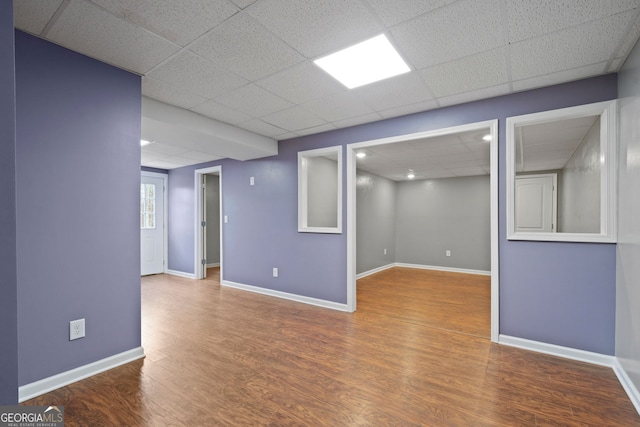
(378, 99, 439, 119)
(214, 84, 293, 117)
(295, 123, 337, 137)
(421, 47, 509, 97)
(448, 166, 487, 177)
(189, 13, 304, 81)
(141, 150, 171, 162)
(90, 0, 239, 46)
(256, 61, 345, 104)
(230, 0, 257, 8)
(506, 0, 640, 43)
(47, 0, 181, 74)
(391, 0, 505, 69)
(608, 58, 625, 73)
(353, 72, 435, 111)
(13, 0, 63, 35)
(512, 63, 607, 92)
(615, 13, 640, 59)
(247, 0, 382, 58)
(173, 151, 224, 162)
(364, 0, 457, 27)
(148, 51, 247, 98)
(436, 84, 510, 107)
(333, 112, 384, 130)
(302, 91, 374, 122)
(236, 119, 287, 137)
(142, 142, 188, 156)
(419, 170, 455, 179)
(510, 13, 634, 80)
(142, 159, 190, 169)
(142, 76, 207, 109)
(261, 106, 326, 132)
(190, 100, 253, 125)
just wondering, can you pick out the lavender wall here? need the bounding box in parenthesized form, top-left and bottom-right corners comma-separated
(0, 1, 18, 405)
(15, 32, 142, 385)
(169, 75, 617, 353)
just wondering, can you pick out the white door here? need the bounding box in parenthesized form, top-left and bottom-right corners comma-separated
(515, 174, 557, 233)
(141, 175, 165, 275)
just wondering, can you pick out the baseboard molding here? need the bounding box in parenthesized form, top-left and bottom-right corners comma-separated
(499, 335, 614, 367)
(165, 269, 197, 279)
(206, 263, 220, 268)
(19, 347, 145, 402)
(394, 263, 491, 276)
(356, 263, 395, 279)
(613, 358, 640, 415)
(222, 280, 351, 312)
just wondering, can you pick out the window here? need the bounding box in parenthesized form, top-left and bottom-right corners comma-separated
(140, 183, 156, 229)
(506, 100, 617, 242)
(298, 146, 342, 233)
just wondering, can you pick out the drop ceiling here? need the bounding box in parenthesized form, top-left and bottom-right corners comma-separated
(13, 0, 640, 173)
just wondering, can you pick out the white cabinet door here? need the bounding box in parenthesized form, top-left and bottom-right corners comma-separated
(515, 174, 557, 233)
(141, 175, 165, 276)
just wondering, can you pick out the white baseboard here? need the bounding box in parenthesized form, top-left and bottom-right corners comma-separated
(165, 269, 197, 279)
(222, 280, 350, 312)
(499, 335, 614, 367)
(393, 263, 491, 276)
(613, 358, 640, 415)
(19, 347, 145, 402)
(206, 263, 220, 268)
(356, 263, 395, 279)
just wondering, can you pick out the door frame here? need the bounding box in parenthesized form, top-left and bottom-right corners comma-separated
(346, 119, 500, 342)
(194, 165, 223, 280)
(141, 170, 168, 275)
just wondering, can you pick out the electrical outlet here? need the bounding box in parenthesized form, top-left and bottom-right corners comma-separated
(250, 176, 255, 186)
(273, 267, 278, 277)
(446, 250, 451, 257)
(69, 319, 85, 341)
(384, 248, 387, 255)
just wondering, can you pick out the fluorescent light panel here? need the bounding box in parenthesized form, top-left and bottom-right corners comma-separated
(314, 34, 411, 89)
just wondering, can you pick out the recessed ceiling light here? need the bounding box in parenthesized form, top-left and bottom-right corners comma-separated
(482, 134, 492, 141)
(407, 170, 415, 179)
(314, 34, 411, 89)
(140, 139, 153, 146)
(356, 152, 367, 158)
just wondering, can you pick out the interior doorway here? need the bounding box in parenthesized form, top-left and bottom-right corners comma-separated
(141, 171, 167, 276)
(194, 166, 223, 280)
(346, 120, 500, 342)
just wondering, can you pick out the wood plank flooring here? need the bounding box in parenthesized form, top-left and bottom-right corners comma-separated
(24, 267, 639, 426)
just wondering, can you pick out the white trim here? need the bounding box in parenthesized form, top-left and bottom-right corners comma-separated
(346, 119, 500, 341)
(165, 269, 197, 279)
(222, 280, 350, 312)
(194, 166, 223, 281)
(356, 263, 395, 279)
(206, 262, 220, 268)
(499, 335, 614, 367)
(506, 100, 617, 243)
(346, 145, 356, 312)
(613, 358, 640, 415)
(298, 146, 343, 234)
(18, 347, 145, 402)
(394, 263, 491, 276)
(141, 171, 168, 275)
(489, 119, 499, 343)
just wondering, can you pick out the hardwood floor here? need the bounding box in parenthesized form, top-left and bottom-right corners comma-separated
(25, 267, 639, 426)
